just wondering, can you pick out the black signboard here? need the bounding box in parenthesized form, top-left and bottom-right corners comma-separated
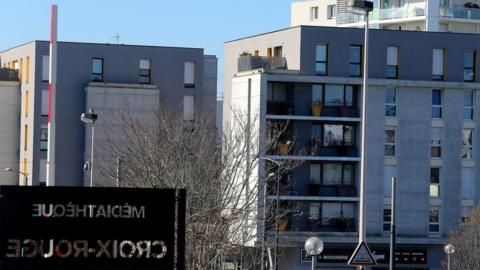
(0, 186, 186, 270)
(301, 247, 427, 265)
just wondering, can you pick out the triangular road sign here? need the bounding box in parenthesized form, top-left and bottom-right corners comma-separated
(348, 241, 378, 266)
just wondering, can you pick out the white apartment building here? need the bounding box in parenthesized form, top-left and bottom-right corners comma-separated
(292, 0, 480, 33)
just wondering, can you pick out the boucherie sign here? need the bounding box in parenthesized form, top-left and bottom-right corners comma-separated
(0, 186, 185, 270)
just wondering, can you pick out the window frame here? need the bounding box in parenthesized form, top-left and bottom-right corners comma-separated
(385, 88, 396, 117)
(432, 49, 445, 81)
(383, 208, 392, 232)
(310, 6, 319, 20)
(315, 44, 328, 76)
(327, 5, 336, 19)
(386, 46, 399, 79)
(431, 128, 442, 158)
(320, 124, 356, 147)
(430, 167, 440, 197)
(310, 162, 355, 186)
(184, 61, 196, 88)
(384, 129, 396, 157)
(462, 128, 473, 160)
(464, 90, 474, 120)
(432, 90, 443, 119)
(350, 45, 362, 77)
(91, 58, 104, 82)
(40, 125, 48, 151)
(311, 84, 356, 107)
(429, 208, 440, 233)
(464, 50, 476, 82)
(139, 59, 151, 84)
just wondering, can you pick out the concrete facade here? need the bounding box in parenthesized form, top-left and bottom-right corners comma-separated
(0, 41, 217, 186)
(291, 0, 480, 33)
(224, 26, 480, 269)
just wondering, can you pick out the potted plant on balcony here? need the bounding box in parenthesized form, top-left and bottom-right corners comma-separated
(277, 216, 289, 231)
(277, 128, 293, 155)
(338, 105, 350, 117)
(308, 215, 320, 232)
(311, 102, 323, 116)
(239, 51, 252, 56)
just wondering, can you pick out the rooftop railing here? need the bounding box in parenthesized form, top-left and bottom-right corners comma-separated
(0, 68, 19, 81)
(238, 56, 287, 72)
(440, 6, 480, 20)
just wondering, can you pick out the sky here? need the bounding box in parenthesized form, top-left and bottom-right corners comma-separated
(0, 0, 293, 98)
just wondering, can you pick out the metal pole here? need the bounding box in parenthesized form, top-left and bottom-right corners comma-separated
(90, 123, 95, 187)
(447, 254, 451, 270)
(358, 10, 369, 270)
(274, 165, 280, 270)
(311, 255, 316, 270)
(389, 177, 396, 270)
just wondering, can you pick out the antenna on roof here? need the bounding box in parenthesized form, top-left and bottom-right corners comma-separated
(111, 33, 120, 44)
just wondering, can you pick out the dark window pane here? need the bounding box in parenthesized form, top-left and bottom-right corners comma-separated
(386, 105, 396, 116)
(92, 59, 103, 74)
(316, 45, 327, 62)
(386, 88, 396, 103)
(139, 76, 150, 84)
(432, 107, 442, 118)
(464, 108, 473, 120)
(385, 130, 395, 143)
(312, 85, 323, 103)
(385, 145, 395, 156)
(315, 63, 327, 75)
(350, 46, 361, 63)
(91, 74, 103, 82)
(464, 91, 473, 106)
(312, 125, 322, 140)
(464, 51, 474, 68)
(386, 65, 397, 78)
(431, 146, 441, 157)
(139, 69, 150, 76)
(345, 86, 353, 106)
(344, 125, 354, 146)
(464, 69, 474, 81)
(430, 168, 439, 183)
(430, 224, 440, 232)
(432, 90, 441, 105)
(350, 64, 361, 77)
(325, 85, 344, 106)
(324, 125, 343, 146)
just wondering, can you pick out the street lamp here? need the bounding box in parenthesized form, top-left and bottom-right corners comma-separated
(4, 167, 28, 185)
(348, 0, 373, 263)
(259, 156, 282, 270)
(305, 236, 324, 270)
(444, 244, 455, 270)
(81, 108, 98, 187)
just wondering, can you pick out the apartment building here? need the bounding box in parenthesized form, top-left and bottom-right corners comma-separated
(292, 0, 480, 33)
(223, 26, 479, 269)
(0, 41, 217, 186)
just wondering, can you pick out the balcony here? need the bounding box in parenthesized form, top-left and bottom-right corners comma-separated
(0, 68, 19, 81)
(337, 4, 425, 24)
(238, 56, 287, 72)
(307, 184, 357, 197)
(273, 216, 356, 233)
(440, 6, 480, 20)
(267, 101, 294, 115)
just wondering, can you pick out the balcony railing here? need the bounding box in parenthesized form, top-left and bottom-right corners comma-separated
(282, 216, 357, 233)
(440, 6, 480, 20)
(0, 68, 19, 81)
(238, 56, 287, 72)
(308, 184, 357, 197)
(337, 4, 425, 24)
(267, 101, 294, 115)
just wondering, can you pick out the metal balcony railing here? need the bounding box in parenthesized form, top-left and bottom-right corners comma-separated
(440, 6, 480, 20)
(337, 4, 425, 24)
(238, 56, 287, 72)
(0, 68, 19, 81)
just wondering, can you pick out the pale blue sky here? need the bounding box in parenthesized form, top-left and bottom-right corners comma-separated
(1, 0, 293, 97)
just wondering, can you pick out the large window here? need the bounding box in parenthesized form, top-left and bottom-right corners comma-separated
(42, 55, 49, 82)
(184, 61, 195, 88)
(431, 128, 442, 158)
(311, 84, 355, 106)
(183, 95, 195, 121)
(315, 45, 328, 75)
(310, 163, 355, 185)
(40, 125, 48, 151)
(139, 59, 151, 84)
(432, 90, 442, 119)
(464, 50, 476, 82)
(429, 209, 440, 233)
(462, 129, 473, 159)
(464, 90, 474, 120)
(432, 49, 445, 80)
(385, 129, 395, 156)
(350, 45, 362, 77)
(385, 88, 396, 117)
(323, 124, 355, 146)
(91, 58, 104, 82)
(386, 46, 399, 79)
(430, 168, 440, 197)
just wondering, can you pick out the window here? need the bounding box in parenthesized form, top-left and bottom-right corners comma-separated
(460, 206, 472, 223)
(19, 58, 23, 82)
(432, 49, 445, 80)
(385, 88, 396, 117)
(41, 90, 49, 116)
(385, 129, 395, 156)
(26, 56, 30, 83)
(462, 129, 473, 159)
(139, 59, 151, 84)
(40, 125, 48, 151)
(431, 128, 442, 158)
(91, 58, 104, 82)
(25, 91, 29, 117)
(383, 166, 396, 197)
(315, 45, 328, 75)
(312, 84, 355, 106)
(254, 50, 259, 57)
(464, 50, 476, 82)
(383, 208, 391, 232)
(24, 125, 28, 151)
(274, 46, 283, 57)
(310, 6, 319, 20)
(42, 55, 49, 81)
(350, 46, 362, 77)
(461, 168, 474, 200)
(183, 95, 194, 121)
(184, 61, 195, 88)
(430, 168, 440, 197)
(432, 90, 442, 119)
(327, 5, 336, 19)
(429, 209, 440, 233)
(386, 46, 399, 78)
(464, 90, 474, 120)
(311, 162, 351, 187)
(267, 48, 272, 58)
(323, 124, 355, 146)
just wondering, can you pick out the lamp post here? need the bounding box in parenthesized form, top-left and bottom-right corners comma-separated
(304, 236, 324, 270)
(4, 167, 28, 185)
(259, 156, 282, 270)
(81, 108, 98, 187)
(444, 244, 455, 270)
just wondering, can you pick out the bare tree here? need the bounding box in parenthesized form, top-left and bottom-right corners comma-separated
(98, 107, 302, 270)
(446, 204, 480, 270)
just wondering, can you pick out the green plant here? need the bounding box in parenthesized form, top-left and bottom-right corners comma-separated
(239, 51, 252, 56)
(278, 126, 293, 143)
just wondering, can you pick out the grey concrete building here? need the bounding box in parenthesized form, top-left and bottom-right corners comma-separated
(223, 26, 480, 269)
(0, 41, 217, 186)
